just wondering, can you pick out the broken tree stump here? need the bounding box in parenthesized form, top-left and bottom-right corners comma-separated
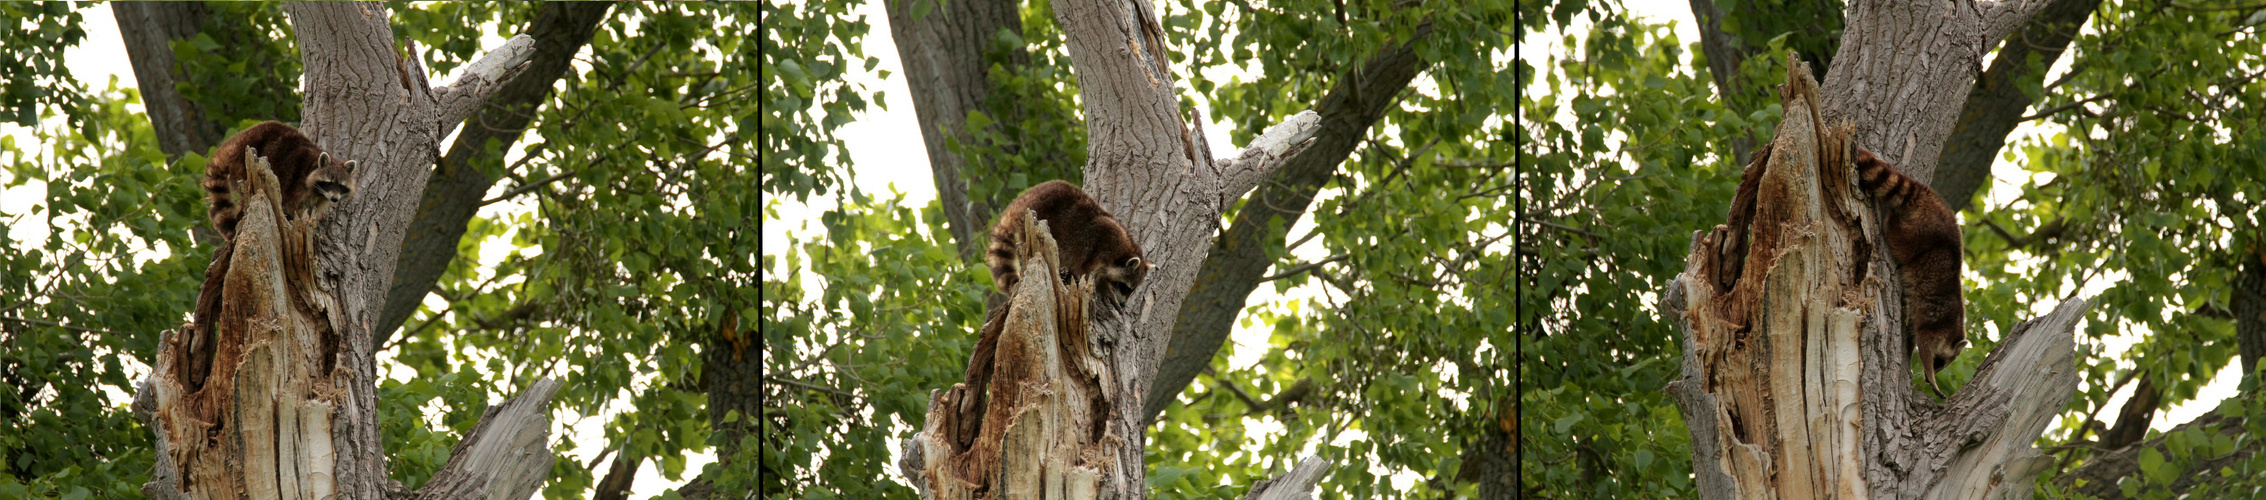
(900, 209, 1125, 498)
(1662, 53, 2088, 500)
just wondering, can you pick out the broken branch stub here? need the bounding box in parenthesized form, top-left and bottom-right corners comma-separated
(901, 209, 1124, 498)
(1664, 52, 2084, 499)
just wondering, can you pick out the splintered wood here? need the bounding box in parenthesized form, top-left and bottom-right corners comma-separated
(902, 209, 1122, 499)
(1664, 52, 2085, 500)
(146, 152, 346, 499)
(1673, 51, 1867, 500)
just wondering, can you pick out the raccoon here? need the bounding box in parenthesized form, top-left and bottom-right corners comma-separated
(956, 180, 1150, 446)
(202, 121, 356, 238)
(1855, 147, 1967, 397)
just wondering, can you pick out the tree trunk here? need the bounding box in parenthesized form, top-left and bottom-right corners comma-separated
(1818, 0, 2054, 185)
(1665, 53, 2084, 499)
(897, 0, 1328, 495)
(131, 3, 560, 498)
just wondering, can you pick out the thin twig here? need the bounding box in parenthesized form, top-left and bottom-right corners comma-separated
(482, 169, 578, 206)
(1260, 254, 1351, 283)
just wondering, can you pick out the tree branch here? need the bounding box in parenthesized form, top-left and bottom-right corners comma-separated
(1145, 20, 1435, 424)
(1933, 0, 2102, 211)
(432, 35, 538, 133)
(378, 2, 615, 343)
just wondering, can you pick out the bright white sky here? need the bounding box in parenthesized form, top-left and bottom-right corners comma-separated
(0, 5, 708, 497)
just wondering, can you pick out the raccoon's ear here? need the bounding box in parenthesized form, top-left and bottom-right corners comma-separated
(344, 160, 358, 173)
(319, 152, 330, 164)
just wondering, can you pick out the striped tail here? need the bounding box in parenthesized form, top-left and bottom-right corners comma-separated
(202, 172, 240, 238)
(1855, 147, 1927, 208)
(987, 237, 1020, 294)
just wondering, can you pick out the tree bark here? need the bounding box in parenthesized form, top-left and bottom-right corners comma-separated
(1931, 0, 2099, 211)
(375, 1, 614, 343)
(901, 0, 1329, 495)
(1666, 53, 2083, 499)
(1143, 20, 1433, 424)
(133, 3, 556, 498)
(1818, 0, 2056, 185)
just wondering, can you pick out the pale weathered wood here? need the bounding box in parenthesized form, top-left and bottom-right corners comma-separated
(1241, 456, 1334, 500)
(901, 212, 1117, 497)
(1667, 53, 2083, 500)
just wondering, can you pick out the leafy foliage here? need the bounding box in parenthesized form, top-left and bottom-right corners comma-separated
(1516, 5, 1744, 495)
(760, 0, 880, 201)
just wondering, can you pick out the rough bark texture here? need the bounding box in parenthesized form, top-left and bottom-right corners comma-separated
(1666, 54, 2082, 500)
(1818, 0, 2056, 185)
(1932, 0, 2099, 211)
(1056, 0, 1236, 494)
(1142, 21, 1432, 424)
(376, 1, 614, 343)
(140, 154, 345, 499)
(883, 0, 1028, 263)
(133, 3, 556, 498)
(902, 0, 1330, 496)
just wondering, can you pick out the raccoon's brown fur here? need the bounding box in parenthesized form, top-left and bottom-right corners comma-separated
(202, 121, 357, 239)
(983, 180, 1149, 302)
(1855, 147, 1967, 397)
(956, 180, 1149, 446)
